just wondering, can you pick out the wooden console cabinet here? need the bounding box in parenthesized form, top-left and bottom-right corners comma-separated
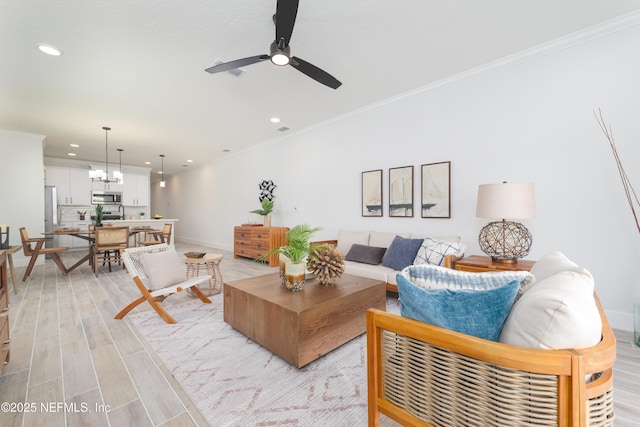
(0, 250, 9, 373)
(234, 226, 288, 266)
(453, 255, 535, 272)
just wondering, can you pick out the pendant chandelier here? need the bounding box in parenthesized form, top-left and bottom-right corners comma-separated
(89, 126, 123, 184)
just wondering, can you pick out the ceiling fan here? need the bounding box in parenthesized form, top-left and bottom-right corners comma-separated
(205, 0, 342, 89)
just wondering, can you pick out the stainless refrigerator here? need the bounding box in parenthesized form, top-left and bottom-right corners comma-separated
(44, 185, 59, 250)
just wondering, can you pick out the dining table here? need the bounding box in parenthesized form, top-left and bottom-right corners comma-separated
(45, 226, 162, 273)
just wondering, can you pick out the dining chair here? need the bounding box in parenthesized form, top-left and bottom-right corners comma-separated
(93, 226, 129, 276)
(140, 223, 172, 246)
(19, 227, 68, 281)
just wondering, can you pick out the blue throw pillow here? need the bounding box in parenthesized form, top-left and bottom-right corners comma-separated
(396, 273, 519, 341)
(381, 236, 424, 271)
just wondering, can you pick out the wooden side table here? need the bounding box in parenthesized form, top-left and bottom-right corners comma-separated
(181, 253, 223, 296)
(453, 255, 535, 273)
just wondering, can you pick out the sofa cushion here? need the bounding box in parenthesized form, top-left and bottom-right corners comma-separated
(413, 237, 466, 266)
(336, 230, 369, 256)
(369, 231, 410, 249)
(343, 260, 393, 283)
(397, 272, 519, 341)
(345, 244, 386, 265)
(499, 252, 602, 350)
(381, 236, 424, 271)
(141, 249, 186, 290)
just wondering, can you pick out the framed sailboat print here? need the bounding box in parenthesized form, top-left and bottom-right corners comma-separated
(421, 161, 451, 218)
(362, 169, 383, 217)
(389, 166, 414, 217)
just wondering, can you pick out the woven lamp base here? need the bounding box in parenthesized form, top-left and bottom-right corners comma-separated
(478, 220, 532, 262)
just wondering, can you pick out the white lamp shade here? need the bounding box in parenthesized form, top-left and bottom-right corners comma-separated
(476, 182, 536, 220)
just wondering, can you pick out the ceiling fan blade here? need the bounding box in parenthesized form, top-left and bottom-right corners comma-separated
(290, 56, 342, 89)
(205, 55, 269, 74)
(275, 0, 299, 46)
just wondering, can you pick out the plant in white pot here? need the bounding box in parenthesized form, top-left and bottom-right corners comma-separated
(261, 224, 324, 291)
(250, 198, 274, 227)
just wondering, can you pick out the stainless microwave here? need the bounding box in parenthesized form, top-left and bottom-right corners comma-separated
(91, 191, 122, 205)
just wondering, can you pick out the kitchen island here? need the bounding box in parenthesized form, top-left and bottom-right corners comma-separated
(103, 218, 179, 249)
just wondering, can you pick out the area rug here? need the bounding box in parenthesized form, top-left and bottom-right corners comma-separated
(127, 294, 400, 426)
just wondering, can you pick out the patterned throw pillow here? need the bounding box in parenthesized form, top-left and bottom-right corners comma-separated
(413, 237, 466, 266)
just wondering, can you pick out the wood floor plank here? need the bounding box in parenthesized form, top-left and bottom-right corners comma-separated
(0, 369, 29, 426)
(91, 344, 139, 409)
(29, 334, 62, 386)
(65, 387, 110, 427)
(106, 399, 154, 427)
(61, 339, 98, 399)
(24, 377, 65, 427)
(123, 350, 186, 425)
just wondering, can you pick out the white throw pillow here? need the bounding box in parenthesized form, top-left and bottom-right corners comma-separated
(336, 230, 369, 256)
(529, 251, 582, 282)
(140, 249, 186, 290)
(499, 254, 602, 350)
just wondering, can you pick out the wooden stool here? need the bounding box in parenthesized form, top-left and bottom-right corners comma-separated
(181, 253, 223, 296)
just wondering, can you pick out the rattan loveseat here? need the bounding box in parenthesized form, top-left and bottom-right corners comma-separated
(366, 292, 616, 426)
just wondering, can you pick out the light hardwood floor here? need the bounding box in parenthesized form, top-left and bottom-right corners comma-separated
(1, 241, 639, 426)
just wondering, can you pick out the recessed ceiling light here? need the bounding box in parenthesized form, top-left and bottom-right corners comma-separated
(158, 171, 163, 174)
(270, 117, 280, 123)
(144, 161, 151, 165)
(70, 143, 79, 148)
(67, 153, 76, 156)
(38, 44, 63, 56)
(187, 159, 193, 163)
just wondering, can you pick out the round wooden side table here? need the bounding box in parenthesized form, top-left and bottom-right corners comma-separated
(181, 253, 223, 296)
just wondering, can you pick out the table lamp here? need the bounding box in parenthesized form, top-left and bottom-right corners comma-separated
(476, 182, 536, 263)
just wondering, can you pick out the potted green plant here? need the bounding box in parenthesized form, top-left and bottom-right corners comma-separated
(94, 203, 104, 227)
(250, 198, 274, 227)
(261, 224, 325, 291)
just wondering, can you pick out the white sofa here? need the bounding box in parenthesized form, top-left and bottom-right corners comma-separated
(325, 230, 466, 292)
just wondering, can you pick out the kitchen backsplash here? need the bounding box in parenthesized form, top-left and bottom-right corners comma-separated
(58, 205, 145, 222)
(59, 205, 94, 222)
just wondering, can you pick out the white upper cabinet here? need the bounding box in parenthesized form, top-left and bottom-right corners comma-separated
(45, 168, 91, 205)
(122, 173, 150, 206)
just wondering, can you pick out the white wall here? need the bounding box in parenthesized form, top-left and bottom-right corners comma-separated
(0, 130, 46, 266)
(165, 17, 640, 331)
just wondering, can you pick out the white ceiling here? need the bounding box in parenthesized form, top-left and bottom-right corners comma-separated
(2, 1, 640, 177)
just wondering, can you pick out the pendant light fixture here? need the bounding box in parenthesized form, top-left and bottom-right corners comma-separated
(160, 154, 166, 188)
(113, 148, 124, 183)
(89, 127, 123, 184)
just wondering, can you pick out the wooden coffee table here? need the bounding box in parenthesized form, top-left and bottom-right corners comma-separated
(223, 273, 386, 368)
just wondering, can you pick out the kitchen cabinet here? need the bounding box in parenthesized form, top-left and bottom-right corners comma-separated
(91, 180, 123, 193)
(45, 168, 91, 206)
(122, 173, 150, 206)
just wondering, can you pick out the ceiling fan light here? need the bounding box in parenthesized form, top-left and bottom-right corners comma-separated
(271, 52, 290, 66)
